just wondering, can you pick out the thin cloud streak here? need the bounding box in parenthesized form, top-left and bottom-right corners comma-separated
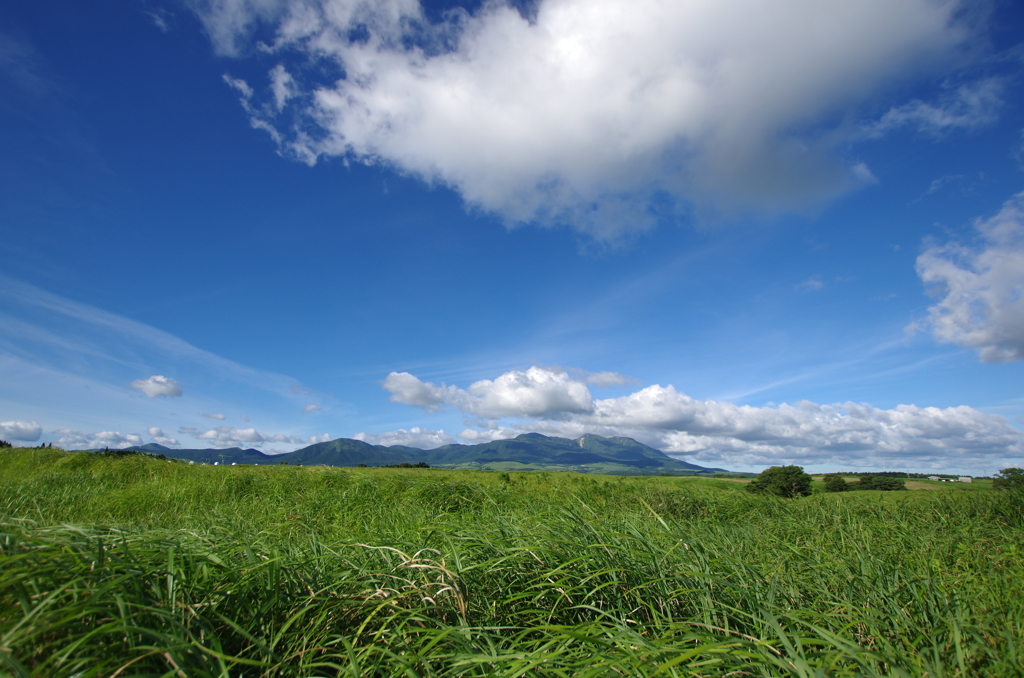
(0, 275, 300, 394)
(0, 277, 330, 452)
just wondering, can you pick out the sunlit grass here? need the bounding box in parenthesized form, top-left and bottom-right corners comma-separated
(1, 447, 1021, 676)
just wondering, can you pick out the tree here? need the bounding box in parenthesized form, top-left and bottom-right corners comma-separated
(823, 474, 848, 492)
(993, 468, 1024, 491)
(746, 465, 812, 498)
(857, 475, 906, 491)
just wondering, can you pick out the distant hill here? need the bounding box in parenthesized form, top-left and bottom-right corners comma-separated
(109, 434, 728, 475)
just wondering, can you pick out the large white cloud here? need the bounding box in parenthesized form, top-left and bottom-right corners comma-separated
(191, 0, 977, 237)
(383, 371, 449, 409)
(384, 366, 593, 418)
(460, 367, 594, 418)
(914, 191, 1024, 362)
(0, 420, 42, 442)
(130, 375, 183, 398)
(385, 367, 1024, 469)
(563, 385, 1023, 468)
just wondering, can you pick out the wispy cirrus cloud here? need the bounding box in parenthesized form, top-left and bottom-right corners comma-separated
(0, 276, 327, 452)
(866, 78, 1004, 139)
(145, 8, 173, 33)
(0, 275, 302, 396)
(190, 0, 978, 238)
(796, 276, 824, 292)
(573, 369, 640, 388)
(0, 30, 56, 99)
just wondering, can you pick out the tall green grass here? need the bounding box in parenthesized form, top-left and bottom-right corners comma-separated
(1, 448, 1021, 676)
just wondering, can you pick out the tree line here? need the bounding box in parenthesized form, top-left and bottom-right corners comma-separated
(745, 465, 1024, 498)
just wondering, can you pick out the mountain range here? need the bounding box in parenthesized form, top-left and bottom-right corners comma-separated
(115, 433, 729, 475)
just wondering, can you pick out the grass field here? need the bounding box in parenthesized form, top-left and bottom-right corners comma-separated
(1, 447, 1022, 676)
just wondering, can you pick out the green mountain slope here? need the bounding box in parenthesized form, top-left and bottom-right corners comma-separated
(112, 434, 727, 475)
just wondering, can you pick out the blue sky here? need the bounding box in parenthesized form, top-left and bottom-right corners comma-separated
(1, 0, 1023, 474)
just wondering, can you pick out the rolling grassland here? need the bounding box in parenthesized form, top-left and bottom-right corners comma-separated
(1, 448, 1022, 677)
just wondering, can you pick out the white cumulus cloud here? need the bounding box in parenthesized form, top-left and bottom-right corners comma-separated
(54, 429, 144, 450)
(460, 366, 594, 418)
(382, 371, 448, 410)
(353, 427, 457, 449)
(913, 191, 1024, 362)
(384, 366, 593, 418)
(0, 420, 42, 442)
(304, 404, 322, 413)
(385, 367, 1024, 469)
(130, 375, 182, 398)
(147, 427, 180, 447)
(192, 0, 975, 237)
(568, 386, 1023, 468)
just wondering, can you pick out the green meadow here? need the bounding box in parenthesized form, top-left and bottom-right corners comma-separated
(1, 448, 1022, 677)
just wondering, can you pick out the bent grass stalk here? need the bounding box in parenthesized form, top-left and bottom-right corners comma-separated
(0, 448, 1021, 676)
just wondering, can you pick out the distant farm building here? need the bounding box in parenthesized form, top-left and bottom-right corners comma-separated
(958, 477, 972, 483)
(928, 476, 940, 481)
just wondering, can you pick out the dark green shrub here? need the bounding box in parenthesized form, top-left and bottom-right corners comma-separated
(746, 465, 812, 498)
(823, 474, 848, 492)
(857, 475, 906, 491)
(993, 468, 1024, 491)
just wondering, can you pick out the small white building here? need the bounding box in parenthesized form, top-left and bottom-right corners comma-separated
(958, 477, 972, 483)
(928, 476, 941, 481)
